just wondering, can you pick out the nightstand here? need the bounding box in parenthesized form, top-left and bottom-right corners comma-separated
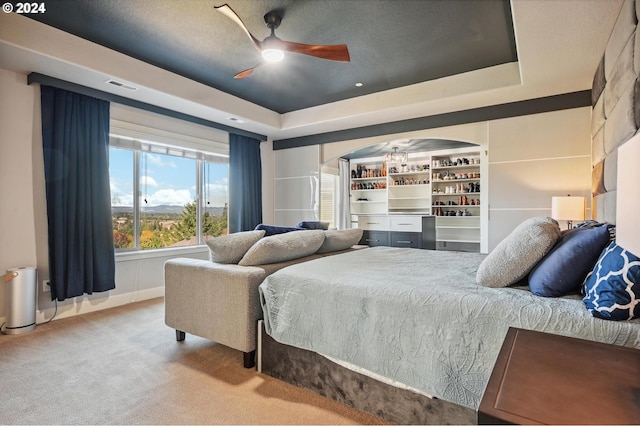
(478, 327, 640, 425)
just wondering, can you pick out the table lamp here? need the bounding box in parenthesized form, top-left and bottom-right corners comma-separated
(551, 195, 586, 230)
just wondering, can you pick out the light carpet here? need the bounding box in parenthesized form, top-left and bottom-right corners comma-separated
(0, 297, 385, 425)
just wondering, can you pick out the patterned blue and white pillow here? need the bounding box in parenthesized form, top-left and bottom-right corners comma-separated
(583, 241, 640, 320)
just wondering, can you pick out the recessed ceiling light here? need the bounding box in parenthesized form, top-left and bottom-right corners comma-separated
(355, 82, 363, 87)
(227, 117, 244, 123)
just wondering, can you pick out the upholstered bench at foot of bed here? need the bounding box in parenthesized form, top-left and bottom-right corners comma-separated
(164, 228, 366, 369)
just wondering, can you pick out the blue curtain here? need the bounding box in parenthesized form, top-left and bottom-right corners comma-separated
(229, 134, 262, 232)
(40, 86, 115, 301)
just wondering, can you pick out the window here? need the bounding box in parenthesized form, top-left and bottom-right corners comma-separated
(110, 147, 135, 249)
(320, 168, 336, 229)
(109, 136, 228, 251)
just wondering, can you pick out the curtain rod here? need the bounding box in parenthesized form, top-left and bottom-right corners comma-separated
(27, 72, 267, 141)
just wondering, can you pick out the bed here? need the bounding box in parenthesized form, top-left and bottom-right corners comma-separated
(258, 3, 640, 423)
(258, 245, 640, 419)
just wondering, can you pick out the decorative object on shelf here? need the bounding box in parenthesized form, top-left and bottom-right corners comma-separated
(433, 183, 479, 194)
(352, 180, 386, 190)
(353, 164, 385, 179)
(384, 147, 408, 164)
(433, 207, 473, 216)
(391, 177, 429, 186)
(551, 195, 586, 229)
(433, 157, 480, 168)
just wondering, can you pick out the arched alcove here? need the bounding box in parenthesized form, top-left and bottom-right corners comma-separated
(318, 130, 488, 253)
(339, 138, 478, 160)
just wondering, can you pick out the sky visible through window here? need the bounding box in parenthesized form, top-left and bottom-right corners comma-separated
(109, 148, 228, 208)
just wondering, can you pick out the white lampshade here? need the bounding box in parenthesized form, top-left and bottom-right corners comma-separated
(551, 196, 585, 227)
(617, 132, 640, 256)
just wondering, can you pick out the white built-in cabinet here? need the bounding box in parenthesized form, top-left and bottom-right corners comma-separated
(350, 149, 482, 252)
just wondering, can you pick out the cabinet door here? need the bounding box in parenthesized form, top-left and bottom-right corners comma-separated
(360, 230, 390, 247)
(390, 232, 421, 249)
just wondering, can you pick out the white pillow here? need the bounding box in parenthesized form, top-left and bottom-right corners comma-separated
(239, 230, 326, 266)
(206, 230, 265, 264)
(316, 228, 363, 253)
(476, 216, 561, 288)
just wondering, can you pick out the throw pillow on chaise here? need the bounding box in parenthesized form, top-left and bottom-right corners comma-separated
(206, 230, 265, 264)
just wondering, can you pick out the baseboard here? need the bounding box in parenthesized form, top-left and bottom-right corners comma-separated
(26, 286, 165, 325)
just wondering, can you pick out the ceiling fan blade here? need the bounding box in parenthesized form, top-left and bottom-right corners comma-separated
(233, 63, 263, 79)
(279, 41, 351, 62)
(214, 4, 262, 51)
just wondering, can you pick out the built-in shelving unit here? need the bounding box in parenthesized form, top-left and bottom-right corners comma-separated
(350, 149, 483, 252)
(387, 168, 431, 214)
(431, 153, 481, 252)
(350, 160, 388, 215)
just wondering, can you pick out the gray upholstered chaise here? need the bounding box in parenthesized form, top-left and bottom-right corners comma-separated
(164, 228, 363, 368)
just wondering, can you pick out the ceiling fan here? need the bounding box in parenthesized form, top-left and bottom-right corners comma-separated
(214, 3, 351, 79)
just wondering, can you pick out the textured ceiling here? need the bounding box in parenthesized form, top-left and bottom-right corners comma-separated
(28, 0, 517, 114)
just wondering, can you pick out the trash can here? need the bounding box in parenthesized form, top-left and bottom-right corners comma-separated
(2, 267, 37, 335)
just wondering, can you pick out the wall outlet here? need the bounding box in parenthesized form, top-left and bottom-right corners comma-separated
(42, 280, 50, 293)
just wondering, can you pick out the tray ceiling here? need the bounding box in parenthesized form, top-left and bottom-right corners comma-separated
(27, 0, 517, 114)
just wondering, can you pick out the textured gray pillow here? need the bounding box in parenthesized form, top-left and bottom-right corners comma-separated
(206, 230, 265, 264)
(316, 228, 363, 253)
(239, 230, 326, 266)
(477, 216, 561, 288)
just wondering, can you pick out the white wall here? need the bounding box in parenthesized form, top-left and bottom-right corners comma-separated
(0, 70, 39, 319)
(273, 145, 321, 226)
(487, 107, 592, 249)
(280, 107, 592, 253)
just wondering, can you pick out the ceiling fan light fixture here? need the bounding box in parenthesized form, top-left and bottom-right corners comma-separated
(215, 4, 351, 78)
(262, 48, 284, 62)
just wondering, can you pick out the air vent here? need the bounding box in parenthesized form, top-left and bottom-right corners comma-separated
(105, 79, 138, 91)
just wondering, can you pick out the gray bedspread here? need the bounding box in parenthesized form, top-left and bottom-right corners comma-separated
(259, 246, 640, 410)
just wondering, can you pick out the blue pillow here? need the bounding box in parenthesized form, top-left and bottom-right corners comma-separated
(296, 221, 329, 230)
(529, 225, 613, 297)
(583, 241, 640, 321)
(254, 224, 302, 236)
